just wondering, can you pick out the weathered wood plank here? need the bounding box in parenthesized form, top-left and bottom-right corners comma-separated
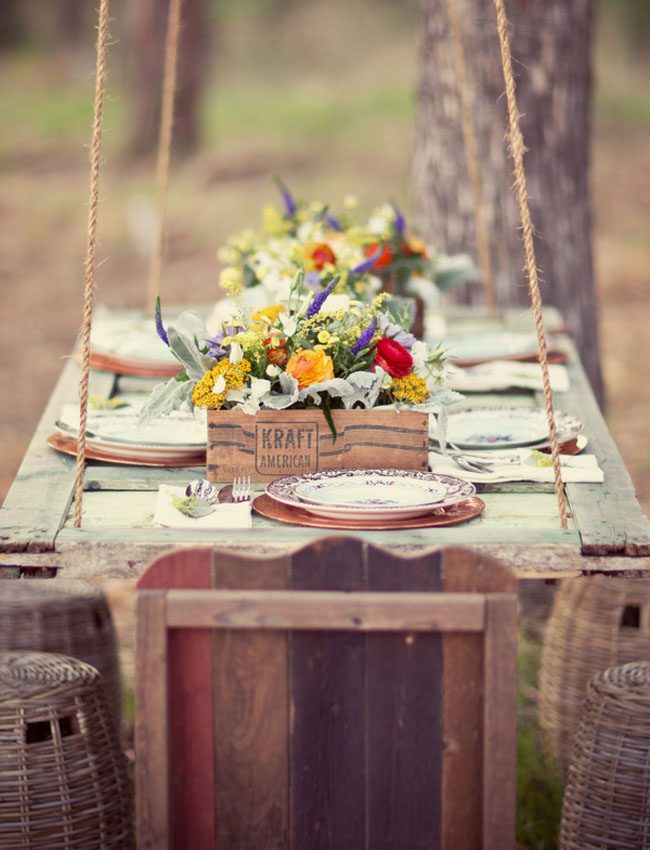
(440, 550, 516, 850)
(135, 589, 170, 850)
(62, 489, 573, 532)
(137, 549, 216, 850)
(0, 361, 116, 552)
(365, 547, 443, 850)
(289, 538, 367, 850)
(165, 589, 485, 631)
(482, 595, 517, 850)
(541, 337, 650, 556)
(211, 551, 290, 850)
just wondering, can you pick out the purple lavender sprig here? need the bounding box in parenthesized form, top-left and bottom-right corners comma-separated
(154, 296, 170, 347)
(349, 245, 383, 276)
(272, 174, 297, 217)
(351, 321, 376, 355)
(315, 207, 343, 232)
(205, 323, 243, 359)
(391, 201, 406, 237)
(306, 277, 339, 319)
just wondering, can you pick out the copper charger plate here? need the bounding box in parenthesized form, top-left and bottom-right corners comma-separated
(253, 493, 485, 530)
(47, 433, 206, 468)
(453, 349, 567, 368)
(82, 350, 182, 379)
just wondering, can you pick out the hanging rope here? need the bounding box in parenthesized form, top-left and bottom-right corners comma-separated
(492, 0, 568, 528)
(73, 0, 111, 528)
(147, 0, 183, 313)
(445, 0, 496, 315)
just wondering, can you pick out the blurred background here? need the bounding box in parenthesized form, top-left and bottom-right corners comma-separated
(0, 0, 648, 510)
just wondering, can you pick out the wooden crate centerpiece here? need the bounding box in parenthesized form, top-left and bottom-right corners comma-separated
(207, 407, 429, 483)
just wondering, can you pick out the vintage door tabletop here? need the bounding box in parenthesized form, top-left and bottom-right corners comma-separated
(1, 306, 649, 580)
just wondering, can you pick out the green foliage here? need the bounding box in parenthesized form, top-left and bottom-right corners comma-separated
(516, 629, 564, 850)
(171, 495, 215, 518)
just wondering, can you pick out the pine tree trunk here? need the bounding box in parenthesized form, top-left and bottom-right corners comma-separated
(413, 0, 603, 404)
(126, 0, 211, 157)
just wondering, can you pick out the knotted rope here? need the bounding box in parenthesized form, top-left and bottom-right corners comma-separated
(74, 0, 110, 528)
(493, 0, 568, 528)
(147, 0, 183, 313)
(445, 0, 496, 315)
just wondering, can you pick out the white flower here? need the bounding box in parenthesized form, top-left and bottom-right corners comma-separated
(411, 340, 428, 374)
(321, 293, 350, 313)
(278, 313, 298, 337)
(211, 375, 226, 394)
(266, 364, 281, 378)
(229, 342, 243, 364)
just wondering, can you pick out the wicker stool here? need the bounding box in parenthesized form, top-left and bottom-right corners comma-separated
(0, 651, 132, 850)
(0, 579, 121, 727)
(538, 576, 650, 776)
(560, 662, 650, 849)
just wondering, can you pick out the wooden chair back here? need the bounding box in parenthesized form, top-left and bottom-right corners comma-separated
(135, 538, 517, 850)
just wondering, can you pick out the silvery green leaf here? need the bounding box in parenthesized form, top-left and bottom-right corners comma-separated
(342, 371, 383, 409)
(260, 372, 299, 410)
(138, 378, 195, 425)
(171, 495, 215, 518)
(167, 311, 215, 379)
(298, 378, 352, 406)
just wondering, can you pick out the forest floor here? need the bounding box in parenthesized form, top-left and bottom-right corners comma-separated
(0, 6, 648, 848)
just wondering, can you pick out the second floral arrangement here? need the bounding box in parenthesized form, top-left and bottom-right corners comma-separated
(142, 272, 460, 436)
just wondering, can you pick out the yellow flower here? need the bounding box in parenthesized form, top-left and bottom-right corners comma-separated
(317, 330, 331, 344)
(285, 348, 335, 389)
(344, 194, 358, 210)
(219, 266, 243, 296)
(251, 304, 285, 328)
(191, 359, 252, 409)
(263, 204, 291, 236)
(390, 374, 429, 404)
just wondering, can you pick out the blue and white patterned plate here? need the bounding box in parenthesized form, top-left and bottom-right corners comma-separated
(444, 407, 583, 450)
(267, 469, 475, 521)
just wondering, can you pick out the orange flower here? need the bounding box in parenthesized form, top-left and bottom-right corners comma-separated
(364, 241, 394, 269)
(303, 242, 337, 271)
(265, 337, 289, 367)
(285, 348, 335, 389)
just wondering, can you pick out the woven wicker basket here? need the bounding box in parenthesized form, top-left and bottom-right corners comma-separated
(0, 579, 121, 727)
(560, 662, 650, 849)
(538, 576, 650, 777)
(0, 651, 132, 849)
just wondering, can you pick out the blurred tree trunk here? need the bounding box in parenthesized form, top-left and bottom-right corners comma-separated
(0, 0, 26, 48)
(413, 0, 604, 404)
(127, 0, 211, 157)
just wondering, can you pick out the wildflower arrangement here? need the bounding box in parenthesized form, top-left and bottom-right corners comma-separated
(216, 178, 475, 311)
(141, 277, 460, 434)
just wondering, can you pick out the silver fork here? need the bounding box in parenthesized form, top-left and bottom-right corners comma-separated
(232, 475, 251, 503)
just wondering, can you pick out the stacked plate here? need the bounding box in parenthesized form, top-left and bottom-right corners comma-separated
(259, 468, 479, 529)
(440, 332, 566, 368)
(87, 315, 182, 378)
(49, 405, 206, 466)
(432, 406, 583, 451)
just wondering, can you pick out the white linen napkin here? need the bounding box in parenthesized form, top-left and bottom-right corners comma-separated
(447, 361, 569, 393)
(428, 450, 604, 484)
(153, 485, 252, 529)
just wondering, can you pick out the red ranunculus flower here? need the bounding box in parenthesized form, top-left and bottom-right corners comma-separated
(364, 242, 394, 270)
(374, 337, 413, 378)
(304, 242, 337, 271)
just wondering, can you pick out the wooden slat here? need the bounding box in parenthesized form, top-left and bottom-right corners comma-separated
(289, 538, 367, 850)
(365, 547, 444, 850)
(0, 361, 115, 552)
(482, 595, 518, 850)
(543, 337, 650, 556)
(440, 549, 516, 850)
(165, 589, 486, 631)
(138, 549, 216, 850)
(212, 551, 290, 850)
(135, 589, 170, 850)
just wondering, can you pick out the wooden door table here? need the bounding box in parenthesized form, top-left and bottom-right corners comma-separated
(1, 306, 649, 580)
